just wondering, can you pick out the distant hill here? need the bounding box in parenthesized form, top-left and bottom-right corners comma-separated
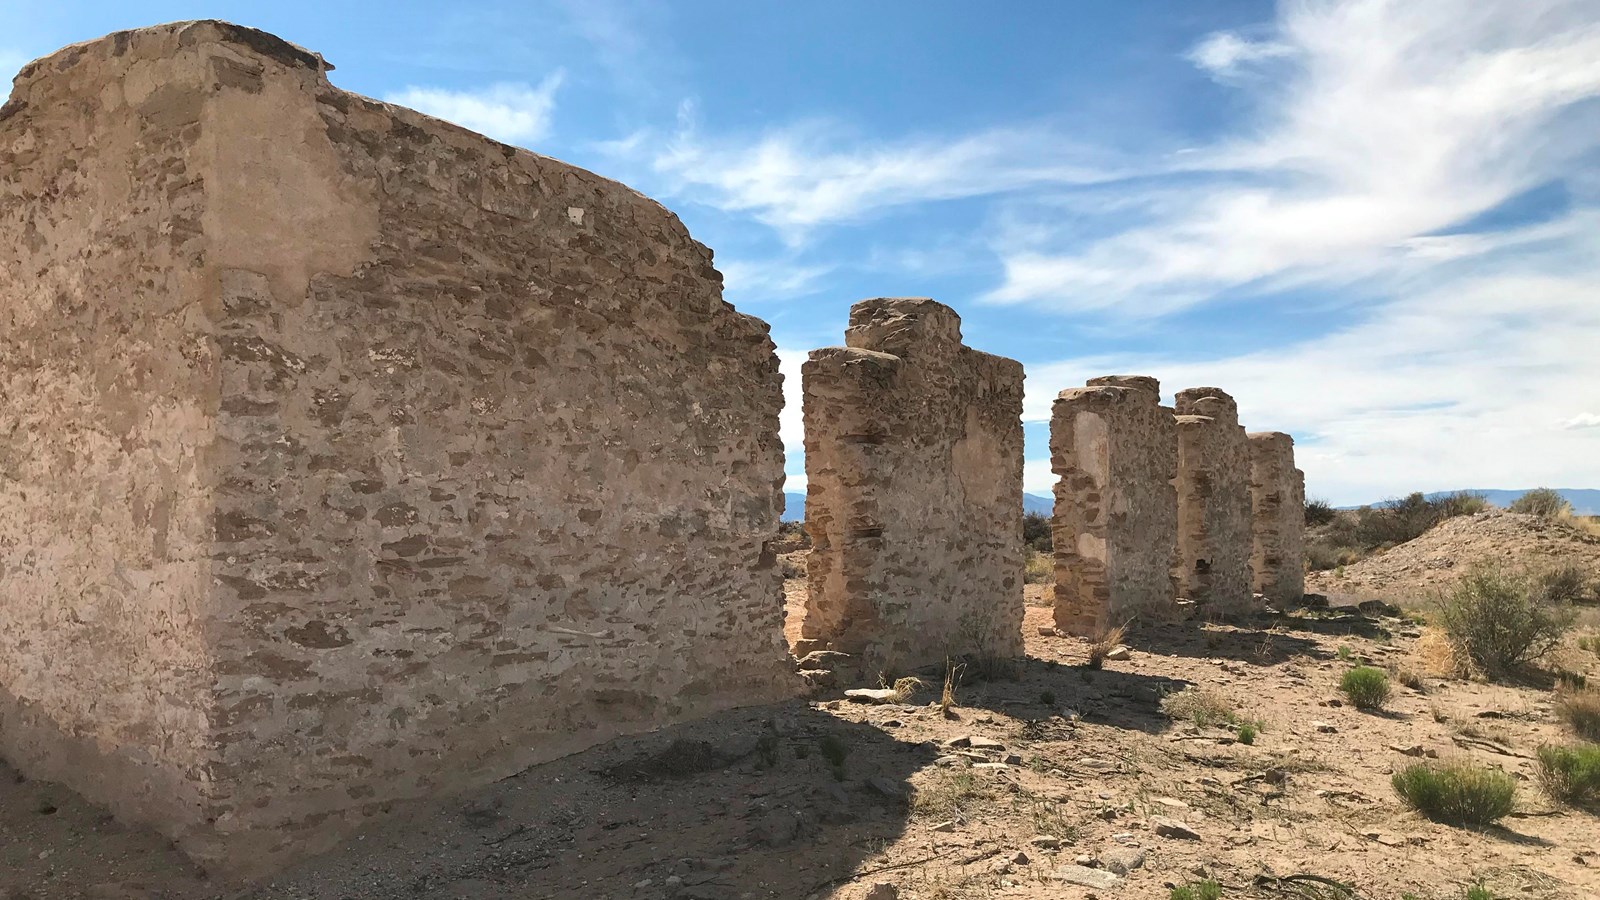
(1344, 488, 1599, 516)
(782, 490, 1055, 522)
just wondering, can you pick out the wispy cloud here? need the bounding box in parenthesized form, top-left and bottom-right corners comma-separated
(1021, 231, 1600, 501)
(987, 0, 1600, 312)
(386, 71, 566, 146)
(602, 106, 1124, 244)
(1187, 31, 1293, 82)
(718, 258, 834, 303)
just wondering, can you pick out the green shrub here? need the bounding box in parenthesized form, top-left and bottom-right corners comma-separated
(1391, 760, 1516, 826)
(1023, 511, 1053, 551)
(1464, 883, 1496, 900)
(1236, 723, 1258, 745)
(1024, 549, 1053, 585)
(1304, 498, 1337, 526)
(1170, 881, 1222, 900)
(1537, 743, 1600, 804)
(1509, 487, 1571, 519)
(1340, 666, 1392, 710)
(1435, 562, 1577, 677)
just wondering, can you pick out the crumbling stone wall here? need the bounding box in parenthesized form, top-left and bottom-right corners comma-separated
(0, 21, 794, 875)
(799, 298, 1024, 675)
(1248, 432, 1306, 604)
(1050, 376, 1178, 636)
(1174, 388, 1253, 616)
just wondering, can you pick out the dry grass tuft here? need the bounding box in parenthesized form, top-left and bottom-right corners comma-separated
(878, 675, 925, 704)
(1160, 687, 1240, 728)
(939, 659, 965, 715)
(1416, 626, 1467, 678)
(1557, 688, 1600, 742)
(1086, 623, 1126, 669)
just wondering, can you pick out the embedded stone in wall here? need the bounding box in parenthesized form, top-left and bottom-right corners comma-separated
(1174, 387, 1253, 616)
(799, 298, 1025, 675)
(1050, 376, 1178, 636)
(0, 21, 795, 876)
(1248, 431, 1307, 604)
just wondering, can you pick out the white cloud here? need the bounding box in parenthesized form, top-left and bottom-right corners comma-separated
(776, 347, 808, 464)
(1021, 239, 1600, 504)
(386, 71, 566, 146)
(1187, 31, 1293, 80)
(718, 258, 833, 302)
(987, 0, 1600, 312)
(604, 114, 1124, 244)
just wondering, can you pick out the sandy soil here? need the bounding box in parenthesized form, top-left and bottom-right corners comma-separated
(3, 582, 1598, 899)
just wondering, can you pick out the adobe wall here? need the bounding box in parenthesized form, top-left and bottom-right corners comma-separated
(1174, 388, 1253, 616)
(1248, 431, 1306, 604)
(799, 298, 1025, 675)
(0, 21, 795, 875)
(1050, 377, 1178, 636)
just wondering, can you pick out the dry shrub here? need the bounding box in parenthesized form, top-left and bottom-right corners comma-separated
(1558, 688, 1600, 741)
(1024, 549, 1053, 586)
(1391, 759, 1517, 826)
(1416, 626, 1466, 678)
(1509, 487, 1571, 519)
(1086, 623, 1126, 669)
(1160, 687, 1239, 728)
(1537, 743, 1600, 805)
(879, 675, 924, 703)
(1435, 562, 1577, 678)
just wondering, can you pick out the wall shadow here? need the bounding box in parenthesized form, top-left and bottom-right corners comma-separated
(1128, 619, 1335, 666)
(933, 655, 1195, 736)
(236, 702, 936, 900)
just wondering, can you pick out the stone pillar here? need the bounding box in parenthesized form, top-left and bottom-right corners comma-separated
(1174, 388, 1253, 616)
(800, 298, 1025, 675)
(1248, 432, 1306, 604)
(1050, 376, 1178, 636)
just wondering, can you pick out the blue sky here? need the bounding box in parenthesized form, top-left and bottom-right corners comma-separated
(5, 1, 1598, 505)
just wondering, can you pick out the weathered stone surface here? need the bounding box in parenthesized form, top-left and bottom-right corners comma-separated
(1053, 864, 1123, 889)
(1248, 431, 1306, 604)
(800, 298, 1024, 674)
(1174, 387, 1253, 617)
(1050, 377, 1178, 636)
(0, 21, 795, 876)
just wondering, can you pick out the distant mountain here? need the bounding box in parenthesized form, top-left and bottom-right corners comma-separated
(1345, 488, 1599, 516)
(782, 490, 1056, 522)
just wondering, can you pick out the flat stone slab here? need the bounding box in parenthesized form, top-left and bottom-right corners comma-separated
(1053, 865, 1123, 889)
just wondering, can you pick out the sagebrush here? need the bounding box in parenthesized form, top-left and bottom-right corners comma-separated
(1509, 487, 1570, 519)
(1435, 562, 1576, 677)
(1391, 760, 1516, 826)
(1536, 743, 1600, 804)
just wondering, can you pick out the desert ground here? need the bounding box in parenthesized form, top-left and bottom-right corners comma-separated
(5, 546, 1600, 900)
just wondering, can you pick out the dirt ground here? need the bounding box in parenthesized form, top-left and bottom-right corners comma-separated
(4, 581, 1599, 899)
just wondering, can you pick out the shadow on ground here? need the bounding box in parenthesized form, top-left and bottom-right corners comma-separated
(932, 654, 1194, 735)
(238, 703, 936, 900)
(1129, 619, 1335, 667)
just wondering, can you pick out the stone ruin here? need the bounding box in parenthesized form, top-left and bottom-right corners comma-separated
(1249, 432, 1307, 604)
(1048, 376, 1179, 637)
(1174, 387, 1254, 616)
(0, 21, 796, 874)
(0, 19, 1314, 881)
(798, 298, 1025, 675)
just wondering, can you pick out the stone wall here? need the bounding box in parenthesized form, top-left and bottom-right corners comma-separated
(0, 21, 795, 875)
(1248, 432, 1306, 604)
(799, 298, 1024, 675)
(1174, 388, 1253, 616)
(1050, 377, 1178, 636)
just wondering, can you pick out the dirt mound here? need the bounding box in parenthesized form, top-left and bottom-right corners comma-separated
(1309, 510, 1600, 602)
